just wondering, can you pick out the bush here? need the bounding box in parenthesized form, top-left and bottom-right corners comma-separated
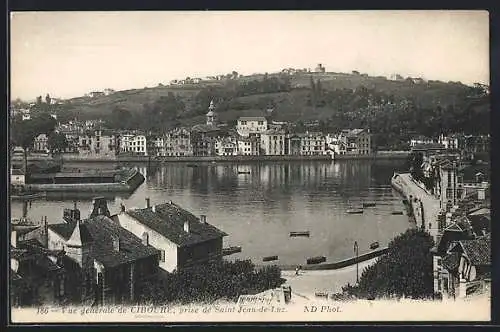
(137, 260, 285, 305)
(341, 228, 435, 300)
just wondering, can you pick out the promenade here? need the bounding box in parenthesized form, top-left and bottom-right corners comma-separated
(282, 257, 379, 300)
(392, 173, 441, 239)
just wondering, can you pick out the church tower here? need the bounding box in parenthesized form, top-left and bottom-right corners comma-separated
(206, 100, 217, 126)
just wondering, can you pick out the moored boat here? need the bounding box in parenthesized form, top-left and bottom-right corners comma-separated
(290, 231, 310, 237)
(362, 202, 376, 208)
(222, 246, 242, 256)
(391, 211, 404, 215)
(306, 256, 326, 265)
(347, 209, 364, 214)
(263, 255, 278, 262)
(370, 241, 380, 250)
(238, 171, 251, 174)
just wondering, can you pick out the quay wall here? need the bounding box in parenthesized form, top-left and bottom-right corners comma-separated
(25, 168, 145, 193)
(275, 247, 389, 271)
(391, 172, 441, 239)
(20, 152, 409, 163)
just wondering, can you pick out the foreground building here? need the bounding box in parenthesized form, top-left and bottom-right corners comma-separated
(45, 198, 160, 305)
(339, 129, 371, 155)
(115, 199, 227, 273)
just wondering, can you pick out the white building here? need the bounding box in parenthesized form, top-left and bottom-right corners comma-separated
(237, 136, 260, 156)
(215, 136, 238, 156)
(410, 136, 436, 147)
(260, 129, 286, 155)
(119, 133, 147, 156)
(438, 134, 460, 150)
(236, 116, 268, 137)
(33, 134, 49, 153)
(115, 200, 227, 273)
(11, 169, 25, 186)
(325, 134, 346, 156)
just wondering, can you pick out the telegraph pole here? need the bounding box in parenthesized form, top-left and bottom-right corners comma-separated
(354, 241, 359, 284)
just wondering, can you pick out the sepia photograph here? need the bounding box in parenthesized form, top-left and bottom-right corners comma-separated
(8, 10, 491, 323)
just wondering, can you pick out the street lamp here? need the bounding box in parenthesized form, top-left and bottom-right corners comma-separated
(354, 241, 359, 284)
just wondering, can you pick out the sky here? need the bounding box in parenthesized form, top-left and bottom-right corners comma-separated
(10, 10, 489, 101)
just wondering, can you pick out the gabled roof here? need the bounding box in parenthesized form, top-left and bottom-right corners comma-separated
(459, 237, 491, 266)
(66, 220, 94, 247)
(49, 215, 159, 268)
(126, 202, 227, 247)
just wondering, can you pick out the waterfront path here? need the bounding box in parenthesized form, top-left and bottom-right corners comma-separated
(396, 173, 441, 239)
(281, 257, 379, 300)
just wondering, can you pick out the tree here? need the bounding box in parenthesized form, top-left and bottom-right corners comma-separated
(338, 228, 434, 300)
(10, 112, 57, 174)
(137, 260, 284, 305)
(48, 132, 68, 155)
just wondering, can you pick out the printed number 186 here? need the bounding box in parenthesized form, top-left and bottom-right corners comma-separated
(37, 307, 49, 314)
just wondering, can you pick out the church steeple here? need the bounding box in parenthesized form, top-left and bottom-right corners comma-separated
(206, 99, 217, 126)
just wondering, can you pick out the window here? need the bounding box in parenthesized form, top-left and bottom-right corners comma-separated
(160, 250, 166, 262)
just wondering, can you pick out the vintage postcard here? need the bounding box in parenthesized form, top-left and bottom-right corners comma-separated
(8, 10, 490, 324)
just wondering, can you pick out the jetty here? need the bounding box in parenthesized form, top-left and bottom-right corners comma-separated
(24, 167, 144, 193)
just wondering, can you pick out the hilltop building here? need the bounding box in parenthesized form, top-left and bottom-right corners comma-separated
(115, 199, 227, 273)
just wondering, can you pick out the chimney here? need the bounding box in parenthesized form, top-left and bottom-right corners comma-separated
(11, 230, 17, 248)
(112, 235, 120, 252)
(146, 198, 150, 209)
(142, 232, 149, 246)
(200, 215, 207, 224)
(184, 220, 190, 233)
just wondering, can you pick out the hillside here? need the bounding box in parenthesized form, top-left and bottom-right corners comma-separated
(42, 71, 488, 149)
(57, 72, 475, 122)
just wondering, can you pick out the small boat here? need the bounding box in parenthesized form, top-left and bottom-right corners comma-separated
(362, 202, 376, 208)
(290, 231, 310, 237)
(391, 211, 404, 215)
(347, 209, 364, 214)
(263, 255, 278, 262)
(306, 256, 326, 265)
(238, 171, 251, 174)
(222, 246, 242, 256)
(370, 242, 380, 250)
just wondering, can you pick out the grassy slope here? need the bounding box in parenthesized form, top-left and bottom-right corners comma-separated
(59, 72, 473, 125)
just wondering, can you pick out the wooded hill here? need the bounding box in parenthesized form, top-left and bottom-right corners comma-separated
(31, 71, 490, 149)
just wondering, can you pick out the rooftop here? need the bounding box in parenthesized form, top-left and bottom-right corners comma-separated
(48, 215, 159, 268)
(11, 169, 24, 176)
(238, 116, 267, 122)
(459, 236, 491, 266)
(126, 202, 227, 247)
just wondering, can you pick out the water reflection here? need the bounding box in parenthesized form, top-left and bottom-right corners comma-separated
(11, 160, 410, 266)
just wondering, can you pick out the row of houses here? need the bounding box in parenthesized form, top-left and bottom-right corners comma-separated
(410, 147, 491, 300)
(38, 101, 372, 158)
(410, 134, 490, 153)
(10, 197, 227, 306)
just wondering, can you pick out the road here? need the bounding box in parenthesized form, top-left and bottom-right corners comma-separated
(281, 257, 379, 300)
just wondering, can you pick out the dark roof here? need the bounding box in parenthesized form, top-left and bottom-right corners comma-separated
(126, 202, 227, 247)
(11, 169, 25, 175)
(460, 237, 491, 266)
(442, 252, 461, 271)
(49, 215, 159, 268)
(12, 225, 40, 236)
(412, 143, 446, 150)
(191, 124, 221, 133)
